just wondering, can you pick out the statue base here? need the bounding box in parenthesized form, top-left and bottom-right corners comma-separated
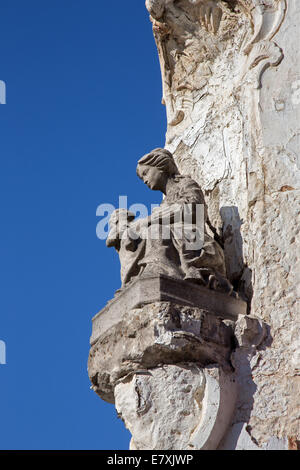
(90, 274, 247, 345)
(88, 276, 265, 449)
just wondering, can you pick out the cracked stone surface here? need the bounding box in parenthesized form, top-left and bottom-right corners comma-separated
(115, 364, 207, 450)
(143, 0, 300, 448)
(115, 363, 237, 450)
(88, 301, 235, 403)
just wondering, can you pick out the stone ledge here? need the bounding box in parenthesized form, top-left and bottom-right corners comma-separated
(90, 274, 247, 345)
(88, 301, 236, 403)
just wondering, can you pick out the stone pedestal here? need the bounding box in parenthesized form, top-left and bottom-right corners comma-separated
(88, 277, 265, 449)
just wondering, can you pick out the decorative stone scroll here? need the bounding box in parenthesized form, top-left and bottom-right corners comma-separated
(145, 0, 286, 135)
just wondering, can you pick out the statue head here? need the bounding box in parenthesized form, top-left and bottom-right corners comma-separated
(106, 209, 135, 250)
(137, 148, 179, 192)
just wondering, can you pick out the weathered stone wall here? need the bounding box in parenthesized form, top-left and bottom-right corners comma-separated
(145, 0, 300, 448)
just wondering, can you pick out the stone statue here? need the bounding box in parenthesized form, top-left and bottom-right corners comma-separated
(107, 148, 234, 295)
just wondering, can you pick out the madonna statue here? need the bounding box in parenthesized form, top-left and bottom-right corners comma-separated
(107, 148, 234, 295)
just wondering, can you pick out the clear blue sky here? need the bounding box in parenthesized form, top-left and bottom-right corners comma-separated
(0, 1, 166, 449)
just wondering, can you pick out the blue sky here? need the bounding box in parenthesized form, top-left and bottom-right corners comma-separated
(0, 1, 166, 449)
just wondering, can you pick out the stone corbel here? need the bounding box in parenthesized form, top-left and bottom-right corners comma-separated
(88, 276, 266, 450)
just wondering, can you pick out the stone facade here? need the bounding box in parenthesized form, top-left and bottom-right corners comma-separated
(88, 0, 299, 450)
(145, 0, 300, 449)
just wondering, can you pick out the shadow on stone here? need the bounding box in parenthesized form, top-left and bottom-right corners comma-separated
(220, 206, 253, 309)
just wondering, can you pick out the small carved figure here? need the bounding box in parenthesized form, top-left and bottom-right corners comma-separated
(107, 148, 234, 295)
(106, 209, 145, 287)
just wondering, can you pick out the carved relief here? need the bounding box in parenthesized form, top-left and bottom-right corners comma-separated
(145, 0, 286, 127)
(114, 364, 237, 450)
